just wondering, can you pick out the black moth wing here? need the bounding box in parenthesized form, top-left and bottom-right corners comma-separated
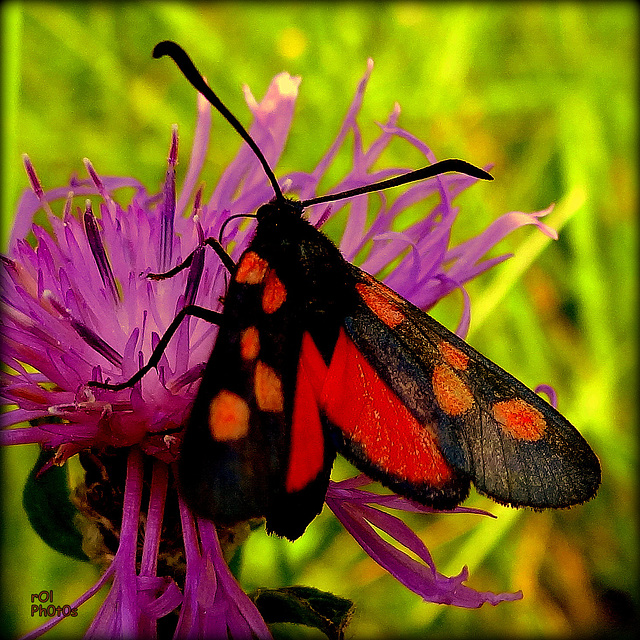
(342, 266, 601, 509)
(180, 200, 354, 540)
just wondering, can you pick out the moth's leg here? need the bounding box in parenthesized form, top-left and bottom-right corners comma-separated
(148, 237, 235, 280)
(89, 305, 223, 391)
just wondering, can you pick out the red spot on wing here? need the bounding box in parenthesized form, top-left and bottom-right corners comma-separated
(438, 341, 469, 371)
(262, 270, 287, 313)
(356, 282, 405, 328)
(361, 271, 405, 303)
(209, 390, 250, 440)
(254, 361, 284, 412)
(240, 326, 260, 360)
(432, 364, 475, 416)
(493, 398, 546, 441)
(235, 251, 268, 284)
(320, 329, 454, 485)
(286, 333, 329, 493)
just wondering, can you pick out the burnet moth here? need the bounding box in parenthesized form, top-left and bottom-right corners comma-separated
(91, 41, 600, 541)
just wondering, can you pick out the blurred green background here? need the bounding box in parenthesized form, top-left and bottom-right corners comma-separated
(1, 2, 636, 638)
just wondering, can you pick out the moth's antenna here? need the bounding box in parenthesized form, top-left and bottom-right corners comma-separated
(153, 41, 284, 202)
(301, 159, 493, 208)
(154, 41, 493, 211)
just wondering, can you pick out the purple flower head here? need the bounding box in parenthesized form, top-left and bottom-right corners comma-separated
(1, 57, 557, 638)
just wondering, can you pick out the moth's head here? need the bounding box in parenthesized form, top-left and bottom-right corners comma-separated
(256, 198, 305, 224)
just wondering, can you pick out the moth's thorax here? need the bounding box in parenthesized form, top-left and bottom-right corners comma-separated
(246, 200, 352, 307)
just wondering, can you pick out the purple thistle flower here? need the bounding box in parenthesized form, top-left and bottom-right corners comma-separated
(1, 59, 557, 638)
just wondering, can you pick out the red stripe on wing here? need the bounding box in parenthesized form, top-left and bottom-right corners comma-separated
(320, 328, 454, 486)
(286, 333, 329, 493)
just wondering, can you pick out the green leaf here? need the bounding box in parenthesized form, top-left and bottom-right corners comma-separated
(252, 585, 354, 640)
(22, 448, 89, 561)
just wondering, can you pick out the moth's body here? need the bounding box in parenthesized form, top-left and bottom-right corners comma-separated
(179, 199, 600, 540)
(180, 201, 347, 538)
